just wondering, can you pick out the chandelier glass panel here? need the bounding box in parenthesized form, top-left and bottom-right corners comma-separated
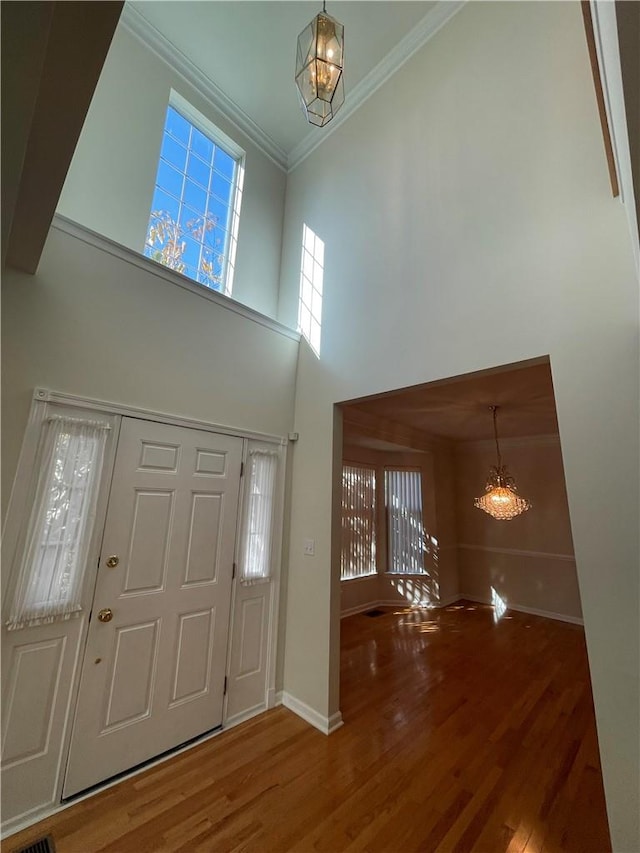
(474, 406, 532, 521)
(295, 4, 345, 127)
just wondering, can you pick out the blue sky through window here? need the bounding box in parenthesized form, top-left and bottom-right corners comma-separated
(144, 104, 240, 294)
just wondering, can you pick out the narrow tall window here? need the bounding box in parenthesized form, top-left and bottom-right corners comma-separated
(144, 94, 244, 296)
(298, 224, 324, 356)
(6, 417, 110, 630)
(239, 450, 278, 585)
(385, 469, 425, 574)
(341, 465, 376, 580)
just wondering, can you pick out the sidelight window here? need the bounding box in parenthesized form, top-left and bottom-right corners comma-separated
(239, 450, 278, 584)
(5, 416, 110, 630)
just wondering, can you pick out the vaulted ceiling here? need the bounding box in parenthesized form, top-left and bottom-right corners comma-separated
(126, 1, 439, 160)
(2, 1, 638, 275)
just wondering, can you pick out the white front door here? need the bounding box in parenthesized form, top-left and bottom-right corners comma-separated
(63, 417, 242, 798)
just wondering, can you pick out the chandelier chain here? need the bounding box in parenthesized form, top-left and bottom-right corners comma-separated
(491, 405, 502, 468)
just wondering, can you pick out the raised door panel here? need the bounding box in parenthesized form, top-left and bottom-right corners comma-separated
(170, 609, 215, 706)
(194, 449, 227, 476)
(102, 621, 160, 730)
(2, 637, 67, 766)
(0, 619, 86, 827)
(238, 597, 264, 678)
(138, 442, 180, 473)
(123, 491, 174, 593)
(183, 493, 223, 585)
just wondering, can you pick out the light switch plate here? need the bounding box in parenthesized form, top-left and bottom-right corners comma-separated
(303, 538, 315, 556)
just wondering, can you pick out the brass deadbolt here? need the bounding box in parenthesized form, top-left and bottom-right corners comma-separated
(97, 608, 113, 623)
(105, 555, 120, 568)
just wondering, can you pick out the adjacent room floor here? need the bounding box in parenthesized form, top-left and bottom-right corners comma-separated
(5, 602, 611, 853)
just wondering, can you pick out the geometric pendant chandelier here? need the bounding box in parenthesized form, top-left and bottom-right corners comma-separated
(295, 1, 345, 127)
(474, 405, 532, 521)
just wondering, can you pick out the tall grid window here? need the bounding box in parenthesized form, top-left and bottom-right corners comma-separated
(298, 224, 324, 357)
(144, 96, 244, 296)
(341, 465, 376, 580)
(385, 469, 425, 574)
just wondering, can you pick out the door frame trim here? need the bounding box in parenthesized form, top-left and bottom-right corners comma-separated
(32, 387, 288, 446)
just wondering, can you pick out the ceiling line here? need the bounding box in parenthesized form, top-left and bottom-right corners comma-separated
(120, 4, 289, 171)
(120, 1, 465, 175)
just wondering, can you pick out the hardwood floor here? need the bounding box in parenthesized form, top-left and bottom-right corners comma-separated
(4, 602, 611, 853)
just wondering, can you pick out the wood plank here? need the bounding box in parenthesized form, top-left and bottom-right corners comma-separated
(581, 0, 620, 197)
(4, 602, 610, 853)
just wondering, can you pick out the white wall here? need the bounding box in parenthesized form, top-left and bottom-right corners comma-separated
(278, 3, 639, 849)
(1, 224, 298, 518)
(56, 26, 286, 319)
(455, 437, 582, 622)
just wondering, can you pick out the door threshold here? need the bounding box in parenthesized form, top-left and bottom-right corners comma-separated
(62, 724, 223, 803)
(2, 725, 224, 841)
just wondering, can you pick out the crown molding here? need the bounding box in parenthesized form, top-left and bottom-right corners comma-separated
(120, 2, 465, 176)
(119, 5, 289, 172)
(454, 434, 561, 452)
(287, 0, 466, 171)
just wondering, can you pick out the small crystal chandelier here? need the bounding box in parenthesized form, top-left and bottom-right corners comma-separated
(474, 406, 532, 521)
(295, 1, 345, 127)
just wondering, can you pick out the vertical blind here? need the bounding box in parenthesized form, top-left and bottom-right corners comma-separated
(385, 469, 425, 574)
(6, 416, 110, 630)
(239, 449, 278, 585)
(341, 465, 376, 580)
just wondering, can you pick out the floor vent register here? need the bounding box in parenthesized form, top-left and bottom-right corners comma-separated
(13, 836, 56, 853)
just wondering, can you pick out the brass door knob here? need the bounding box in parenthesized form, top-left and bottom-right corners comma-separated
(97, 608, 113, 623)
(105, 555, 119, 568)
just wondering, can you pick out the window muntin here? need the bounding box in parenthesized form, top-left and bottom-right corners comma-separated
(298, 224, 324, 356)
(385, 469, 425, 574)
(145, 96, 243, 296)
(341, 465, 376, 580)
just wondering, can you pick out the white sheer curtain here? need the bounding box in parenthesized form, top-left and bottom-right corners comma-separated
(239, 449, 278, 585)
(5, 416, 110, 631)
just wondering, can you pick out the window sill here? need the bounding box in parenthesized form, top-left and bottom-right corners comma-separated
(383, 571, 430, 577)
(340, 573, 378, 583)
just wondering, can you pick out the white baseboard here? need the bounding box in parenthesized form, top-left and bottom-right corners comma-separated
(341, 593, 582, 626)
(224, 703, 267, 730)
(340, 601, 384, 618)
(459, 593, 584, 626)
(280, 691, 344, 735)
(341, 593, 460, 619)
(266, 687, 277, 709)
